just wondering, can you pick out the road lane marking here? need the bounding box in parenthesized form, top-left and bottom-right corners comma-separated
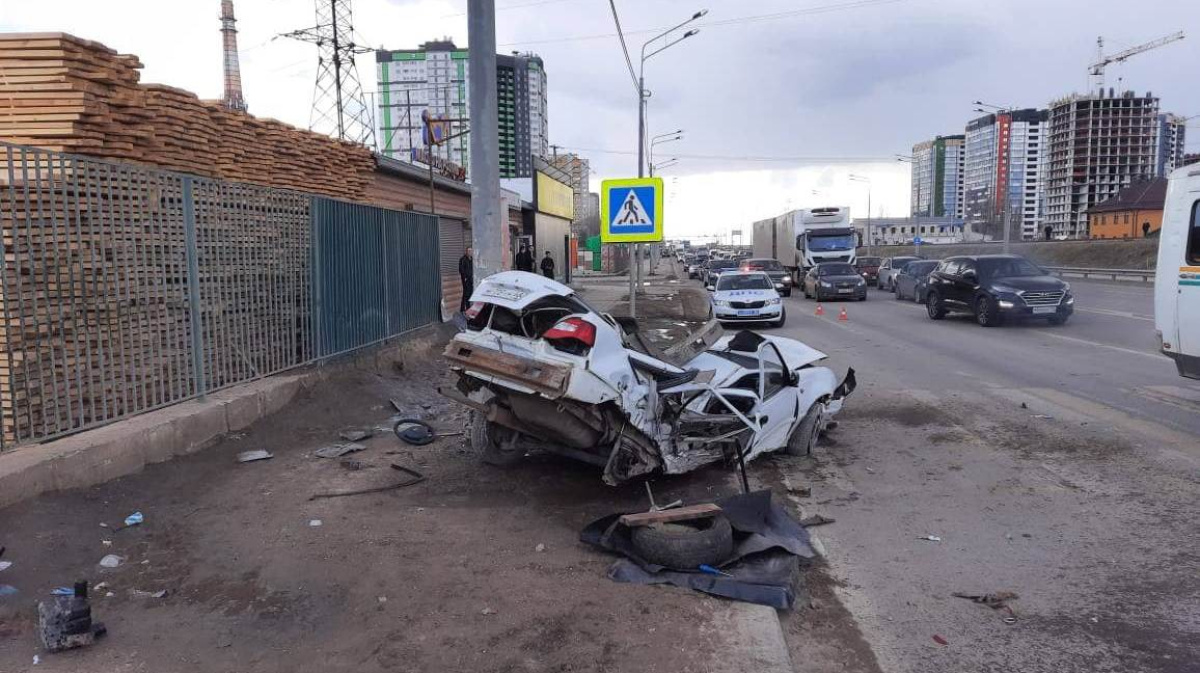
(1029, 331, 1166, 361)
(1075, 307, 1154, 322)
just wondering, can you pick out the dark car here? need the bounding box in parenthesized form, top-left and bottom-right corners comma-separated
(739, 258, 793, 296)
(802, 262, 868, 301)
(925, 254, 1074, 327)
(877, 256, 922, 292)
(704, 259, 740, 287)
(855, 256, 882, 286)
(893, 260, 939, 303)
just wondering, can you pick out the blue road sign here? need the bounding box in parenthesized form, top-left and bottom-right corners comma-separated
(600, 177, 664, 243)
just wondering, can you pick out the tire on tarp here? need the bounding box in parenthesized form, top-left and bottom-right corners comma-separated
(630, 515, 734, 570)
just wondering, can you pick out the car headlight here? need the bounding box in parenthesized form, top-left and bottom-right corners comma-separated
(1062, 282, 1071, 292)
(856, 278, 866, 285)
(820, 281, 832, 288)
(768, 298, 781, 305)
(990, 284, 1023, 295)
(781, 277, 791, 284)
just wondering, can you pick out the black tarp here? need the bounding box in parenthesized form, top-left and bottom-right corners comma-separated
(580, 490, 815, 609)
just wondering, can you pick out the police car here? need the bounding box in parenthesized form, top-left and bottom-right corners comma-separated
(708, 271, 786, 327)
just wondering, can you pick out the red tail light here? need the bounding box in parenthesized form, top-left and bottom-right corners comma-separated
(544, 317, 596, 347)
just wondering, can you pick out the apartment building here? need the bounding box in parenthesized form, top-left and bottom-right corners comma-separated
(1155, 113, 1188, 177)
(911, 135, 964, 219)
(962, 109, 1047, 240)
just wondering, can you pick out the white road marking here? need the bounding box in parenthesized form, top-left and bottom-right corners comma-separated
(1075, 307, 1154, 322)
(1029, 331, 1166, 361)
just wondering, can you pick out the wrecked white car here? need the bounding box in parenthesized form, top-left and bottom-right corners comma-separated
(442, 271, 855, 485)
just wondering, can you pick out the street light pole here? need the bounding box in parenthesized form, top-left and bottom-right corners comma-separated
(849, 174, 871, 255)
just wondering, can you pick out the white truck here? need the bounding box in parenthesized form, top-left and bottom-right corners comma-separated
(1154, 164, 1200, 379)
(752, 207, 857, 284)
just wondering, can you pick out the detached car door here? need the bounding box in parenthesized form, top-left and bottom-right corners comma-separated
(748, 341, 799, 454)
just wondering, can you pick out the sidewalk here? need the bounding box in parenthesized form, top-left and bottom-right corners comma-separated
(572, 257, 713, 349)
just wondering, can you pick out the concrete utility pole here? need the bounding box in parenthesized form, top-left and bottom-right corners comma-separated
(468, 0, 502, 284)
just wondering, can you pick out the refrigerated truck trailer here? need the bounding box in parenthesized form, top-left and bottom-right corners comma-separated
(752, 207, 856, 283)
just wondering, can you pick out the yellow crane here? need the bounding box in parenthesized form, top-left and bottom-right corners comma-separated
(1090, 31, 1185, 91)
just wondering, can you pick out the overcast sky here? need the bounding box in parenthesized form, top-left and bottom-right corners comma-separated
(3, 0, 1197, 241)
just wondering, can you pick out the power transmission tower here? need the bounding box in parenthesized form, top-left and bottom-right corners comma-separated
(279, 0, 375, 146)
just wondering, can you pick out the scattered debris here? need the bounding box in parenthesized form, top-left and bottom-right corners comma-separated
(308, 519, 323, 527)
(226, 432, 247, 441)
(785, 484, 812, 497)
(393, 419, 436, 446)
(1031, 414, 1054, 420)
(339, 428, 373, 442)
(0, 561, 11, 572)
(33, 655, 39, 665)
(0, 585, 18, 597)
(1020, 402, 1028, 409)
(535, 543, 546, 553)
(1004, 617, 1018, 624)
(314, 442, 367, 459)
(237, 450, 274, 463)
(932, 634, 948, 646)
(952, 591, 1019, 610)
(917, 535, 942, 542)
(377, 596, 388, 604)
(339, 459, 368, 471)
(481, 607, 496, 616)
(93, 583, 108, 592)
(309, 463, 426, 500)
(38, 581, 106, 652)
(865, 467, 876, 474)
(98, 555, 123, 568)
(799, 514, 835, 527)
(619, 503, 721, 528)
(389, 399, 404, 413)
(99, 523, 108, 528)
(122, 512, 144, 528)
(101, 540, 112, 547)
(130, 589, 168, 599)
(50, 587, 75, 596)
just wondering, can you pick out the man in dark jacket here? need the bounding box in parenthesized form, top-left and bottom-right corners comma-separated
(515, 245, 534, 272)
(540, 250, 555, 279)
(458, 247, 473, 312)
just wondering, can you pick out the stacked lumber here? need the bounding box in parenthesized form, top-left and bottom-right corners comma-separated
(0, 32, 376, 201)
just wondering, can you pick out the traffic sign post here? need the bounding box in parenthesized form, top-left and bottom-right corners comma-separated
(914, 235, 923, 255)
(601, 177, 663, 319)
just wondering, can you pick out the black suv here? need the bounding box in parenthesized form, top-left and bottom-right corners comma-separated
(925, 254, 1074, 327)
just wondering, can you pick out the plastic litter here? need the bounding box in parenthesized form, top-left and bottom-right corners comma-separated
(51, 587, 76, 596)
(932, 634, 948, 646)
(98, 555, 123, 568)
(0, 585, 18, 597)
(0, 561, 12, 572)
(952, 591, 1019, 610)
(314, 442, 366, 459)
(339, 428, 373, 442)
(123, 512, 144, 527)
(237, 450, 274, 463)
(130, 589, 168, 599)
(309, 519, 323, 527)
(918, 535, 942, 542)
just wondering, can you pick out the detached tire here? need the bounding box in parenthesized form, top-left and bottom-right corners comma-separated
(470, 412, 524, 467)
(630, 515, 734, 570)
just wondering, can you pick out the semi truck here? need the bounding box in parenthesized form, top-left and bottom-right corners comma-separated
(752, 207, 857, 283)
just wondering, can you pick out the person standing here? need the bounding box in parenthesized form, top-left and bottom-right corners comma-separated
(458, 247, 474, 312)
(540, 250, 555, 279)
(515, 245, 533, 272)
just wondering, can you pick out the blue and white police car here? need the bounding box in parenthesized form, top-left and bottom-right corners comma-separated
(708, 271, 786, 328)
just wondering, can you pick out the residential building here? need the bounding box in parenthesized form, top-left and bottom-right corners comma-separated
(911, 135, 964, 219)
(1155, 113, 1188, 177)
(1042, 91, 1159, 239)
(1086, 177, 1167, 239)
(376, 41, 549, 178)
(962, 109, 1047, 241)
(548, 153, 595, 235)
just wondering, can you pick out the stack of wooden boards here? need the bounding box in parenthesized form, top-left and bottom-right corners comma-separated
(0, 32, 376, 200)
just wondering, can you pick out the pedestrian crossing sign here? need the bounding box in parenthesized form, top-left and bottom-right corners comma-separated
(601, 177, 664, 243)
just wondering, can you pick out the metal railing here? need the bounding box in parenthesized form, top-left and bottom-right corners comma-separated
(1042, 266, 1156, 282)
(0, 142, 441, 448)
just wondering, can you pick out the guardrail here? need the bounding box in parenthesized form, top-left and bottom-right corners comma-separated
(1043, 266, 1155, 282)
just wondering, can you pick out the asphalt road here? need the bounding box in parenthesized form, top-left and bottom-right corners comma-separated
(754, 277, 1200, 673)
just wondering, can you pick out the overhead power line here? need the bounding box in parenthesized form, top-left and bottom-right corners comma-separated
(607, 0, 641, 95)
(557, 146, 899, 163)
(500, 0, 905, 47)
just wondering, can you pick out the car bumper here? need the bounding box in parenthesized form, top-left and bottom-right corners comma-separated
(996, 300, 1074, 318)
(715, 306, 783, 321)
(816, 287, 867, 299)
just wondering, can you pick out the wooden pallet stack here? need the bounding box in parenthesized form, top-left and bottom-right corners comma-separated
(0, 32, 377, 201)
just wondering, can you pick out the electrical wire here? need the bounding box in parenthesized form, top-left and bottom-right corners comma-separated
(501, 0, 905, 47)
(607, 0, 642, 95)
(556, 146, 900, 163)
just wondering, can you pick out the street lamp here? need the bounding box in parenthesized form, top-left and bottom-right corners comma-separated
(848, 174, 872, 254)
(649, 130, 682, 169)
(632, 9, 705, 292)
(651, 157, 679, 175)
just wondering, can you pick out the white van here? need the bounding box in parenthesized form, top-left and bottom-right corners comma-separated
(1155, 165, 1200, 379)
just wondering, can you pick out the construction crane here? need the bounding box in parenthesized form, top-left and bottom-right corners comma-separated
(1090, 31, 1185, 92)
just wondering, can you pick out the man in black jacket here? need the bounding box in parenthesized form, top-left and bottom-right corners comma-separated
(514, 245, 533, 272)
(458, 247, 473, 312)
(540, 250, 555, 279)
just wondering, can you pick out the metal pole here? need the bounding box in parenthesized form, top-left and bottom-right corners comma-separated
(866, 185, 872, 256)
(468, 0, 502, 283)
(630, 73, 646, 317)
(181, 178, 206, 401)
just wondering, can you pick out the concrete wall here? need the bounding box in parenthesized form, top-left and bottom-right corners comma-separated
(864, 238, 1159, 270)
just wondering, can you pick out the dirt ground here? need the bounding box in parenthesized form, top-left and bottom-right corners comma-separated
(0, 337, 849, 673)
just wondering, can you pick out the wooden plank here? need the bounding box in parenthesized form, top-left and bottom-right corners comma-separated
(619, 504, 724, 528)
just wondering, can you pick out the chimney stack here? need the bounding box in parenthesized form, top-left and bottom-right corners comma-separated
(221, 0, 248, 111)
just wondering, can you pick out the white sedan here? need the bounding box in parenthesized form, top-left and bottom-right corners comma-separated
(709, 271, 786, 328)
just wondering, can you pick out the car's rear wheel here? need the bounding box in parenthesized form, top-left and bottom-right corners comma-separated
(975, 296, 1003, 327)
(471, 413, 524, 466)
(926, 291, 946, 320)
